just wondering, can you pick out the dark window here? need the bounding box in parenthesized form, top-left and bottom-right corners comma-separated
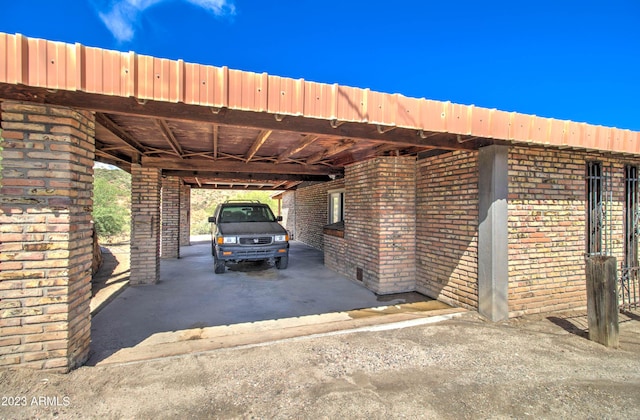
(625, 165, 639, 267)
(220, 205, 276, 223)
(586, 162, 603, 256)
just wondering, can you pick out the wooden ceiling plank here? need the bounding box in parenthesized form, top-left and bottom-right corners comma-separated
(276, 134, 318, 163)
(155, 118, 184, 158)
(306, 139, 356, 164)
(95, 112, 148, 154)
(245, 129, 273, 162)
(212, 124, 219, 159)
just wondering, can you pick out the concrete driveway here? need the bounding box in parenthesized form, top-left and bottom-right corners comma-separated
(89, 240, 453, 365)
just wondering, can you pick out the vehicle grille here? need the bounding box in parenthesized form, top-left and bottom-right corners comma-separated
(239, 236, 273, 245)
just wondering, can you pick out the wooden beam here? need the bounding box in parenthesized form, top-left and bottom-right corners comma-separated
(245, 130, 272, 162)
(162, 170, 331, 183)
(95, 112, 147, 154)
(4, 87, 485, 151)
(276, 134, 318, 163)
(155, 118, 184, 158)
(212, 124, 219, 159)
(144, 156, 340, 176)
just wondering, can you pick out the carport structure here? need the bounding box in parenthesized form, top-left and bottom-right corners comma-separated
(2, 33, 640, 371)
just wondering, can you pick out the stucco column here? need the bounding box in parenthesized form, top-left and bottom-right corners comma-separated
(0, 101, 95, 371)
(180, 183, 191, 247)
(161, 176, 181, 259)
(478, 145, 509, 321)
(130, 166, 161, 284)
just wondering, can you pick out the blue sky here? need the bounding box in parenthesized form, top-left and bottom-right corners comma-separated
(1, 1, 639, 131)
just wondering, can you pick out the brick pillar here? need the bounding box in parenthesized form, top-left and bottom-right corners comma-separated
(161, 176, 180, 259)
(179, 183, 191, 247)
(344, 156, 416, 294)
(0, 101, 95, 371)
(130, 166, 161, 285)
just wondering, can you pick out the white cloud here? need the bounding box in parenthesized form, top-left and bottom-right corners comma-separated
(97, 0, 235, 42)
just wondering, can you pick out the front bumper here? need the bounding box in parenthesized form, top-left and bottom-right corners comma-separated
(215, 243, 289, 262)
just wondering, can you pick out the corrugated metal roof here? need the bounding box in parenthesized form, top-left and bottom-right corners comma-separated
(1, 32, 639, 154)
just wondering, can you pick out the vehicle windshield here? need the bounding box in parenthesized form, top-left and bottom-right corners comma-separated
(219, 205, 277, 223)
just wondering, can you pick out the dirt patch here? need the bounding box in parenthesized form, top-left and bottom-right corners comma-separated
(1, 310, 639, 419)
(90, 244, 130, 316)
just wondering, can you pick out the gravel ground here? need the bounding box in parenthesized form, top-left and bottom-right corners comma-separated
(1, 311, 639, 419)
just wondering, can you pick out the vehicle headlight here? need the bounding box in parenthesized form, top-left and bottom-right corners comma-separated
(274, 234, 288, 242)
(217, 236, 237, 244)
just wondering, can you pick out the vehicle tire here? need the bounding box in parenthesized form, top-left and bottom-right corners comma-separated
(275, 255, 288, 270)
(213, 253, 225, 274)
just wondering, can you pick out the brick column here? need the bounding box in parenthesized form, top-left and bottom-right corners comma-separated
(161, 176, 180, 259)
(344, 156, 416, 294)
(0, 101, 94, 371)
(179, 183, 191, 247)
(130, 166, 161, 285)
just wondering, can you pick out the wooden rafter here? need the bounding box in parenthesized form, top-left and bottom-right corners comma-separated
(276, 134, 318, 163)
(94, 149, 130, 164)
(95, 113, 147, 154)
(306, 139, 356, 164)
(245, 130, 272, 162)
(155, 118, 184, 158)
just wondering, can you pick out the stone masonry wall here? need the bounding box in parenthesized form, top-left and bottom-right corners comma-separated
(508, 146, 631, 315)
(161, 176, 180, 259)
(416, 151, 479, 309)
(0, 101, 95, 371)
(344, 156, 416, 294)
(130, 166, 161, 285)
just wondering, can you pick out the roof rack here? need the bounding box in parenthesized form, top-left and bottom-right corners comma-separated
(224, 200, 262, 203)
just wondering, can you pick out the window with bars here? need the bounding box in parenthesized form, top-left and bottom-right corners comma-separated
(586, 162, 603, 256)
(625, 165, 639, 267)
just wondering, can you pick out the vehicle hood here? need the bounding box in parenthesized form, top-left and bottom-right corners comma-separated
(218, 222, 287, 236)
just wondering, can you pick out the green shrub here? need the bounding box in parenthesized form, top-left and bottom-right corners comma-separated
(93, 168, 131, 238)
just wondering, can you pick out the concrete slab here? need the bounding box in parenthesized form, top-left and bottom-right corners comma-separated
(89, 240, 445, 365)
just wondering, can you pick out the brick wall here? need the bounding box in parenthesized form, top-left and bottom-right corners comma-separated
(287, 179, 344, 250)
(130, 166, 161, 285)
(0, 101, 95, 371)
(161, 176, 180, 259)
(508, 146, 630, 315)
(180, 183, 191, 247)
(344, 156, 416, 294)
(324, 233, 348, 278)
(416, 151, 479, 309)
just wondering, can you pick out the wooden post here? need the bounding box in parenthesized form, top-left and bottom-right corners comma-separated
(586, 256, 619, 347)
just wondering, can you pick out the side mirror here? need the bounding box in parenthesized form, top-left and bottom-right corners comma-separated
(208, 216, 216, 223)
(276, 216, 283, 222)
